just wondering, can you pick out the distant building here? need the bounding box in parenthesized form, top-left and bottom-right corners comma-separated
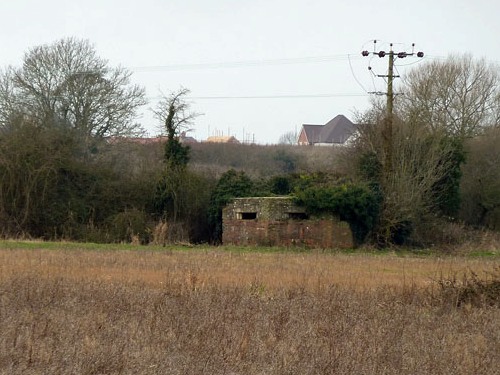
(297, 114, 358, 146)
(206, 135, 240, 144)
(179, 131, 198, 144)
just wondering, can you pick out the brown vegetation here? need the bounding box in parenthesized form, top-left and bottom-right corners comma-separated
(1, 244, 499, 374)
(189, 142, 344, 178)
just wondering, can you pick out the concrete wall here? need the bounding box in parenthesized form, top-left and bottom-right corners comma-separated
(222, 197, 353, 249)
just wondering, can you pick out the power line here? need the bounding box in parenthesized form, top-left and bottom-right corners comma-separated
(395, 58, 426, 67)
(348, 53, 368, 93)
(148, 93, 368, 101)
(362, 41, 424, 177)
(190, 93, 367, 100)
(131, 54, 362, 72)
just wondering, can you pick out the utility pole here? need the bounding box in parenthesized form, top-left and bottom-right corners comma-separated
(385, 49, 395, 175)
(362, 42, 424, 177)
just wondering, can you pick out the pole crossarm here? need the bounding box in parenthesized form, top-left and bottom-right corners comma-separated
(361, 41, 424, 178)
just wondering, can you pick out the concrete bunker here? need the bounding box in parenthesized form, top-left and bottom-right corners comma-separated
(222, 197, 353, 248)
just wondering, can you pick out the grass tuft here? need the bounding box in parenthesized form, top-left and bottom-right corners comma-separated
(436, 266, 500, 308)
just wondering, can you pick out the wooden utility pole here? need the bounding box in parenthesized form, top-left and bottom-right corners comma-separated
(385, 46, 395, 175)
(362, 42, 424, 177)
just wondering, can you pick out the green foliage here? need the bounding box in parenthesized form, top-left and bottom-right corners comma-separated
(294, 183, 380, 246)
(0, 39, 155, 242)
(459, 127, 500, 230)
(357, 151, 383, 201)
(152, 167, 211, 242)
(150, 88, 201, 242)
(153, 167, 181, 220)
(107, 209, 151, 244)
(269, 176, 292, 195)
(161, 103, 190, 168)
(358, 151, 382, 183)
(164, 138, 190, 168)
(0, 119, 79, 237)
(432, 137, 466, 217)
(0, 116, 158, 241)
(0, 108, 211, 244)
(291, 172, 332, 191)
(208, 169, 256, 243)
(155, 88, 194, 169)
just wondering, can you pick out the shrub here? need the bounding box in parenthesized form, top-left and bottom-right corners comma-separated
(152, 168, 215, 244)
(294, 183, 380, 246)
(435, 267, 500, 308)
(269, 176, 292, 195)
(107, 209, 151, 244)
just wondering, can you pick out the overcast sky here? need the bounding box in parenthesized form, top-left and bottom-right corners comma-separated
(1, 0, 499, 143)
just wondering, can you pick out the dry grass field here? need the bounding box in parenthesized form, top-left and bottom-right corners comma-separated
(0, 242, 499, 374)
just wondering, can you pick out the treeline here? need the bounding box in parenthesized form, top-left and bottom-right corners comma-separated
(1, 123, 497, 246)
(0, 39, 498, 247)
(0, 118, 347, 244)
(188, 142, 344, 178)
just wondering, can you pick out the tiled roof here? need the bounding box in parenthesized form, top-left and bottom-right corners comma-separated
(206, 136, 240, 143)
(319, 115, 357, 143)
(301, 124, 323, 143)
(301, 115, 357, 144)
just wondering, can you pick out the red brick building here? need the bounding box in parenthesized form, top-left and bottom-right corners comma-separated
(222, 197, 353, 249)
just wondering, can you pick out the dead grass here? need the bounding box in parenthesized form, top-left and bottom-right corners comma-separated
(1, 246, 495, 291)
(0, 245, 499, 374)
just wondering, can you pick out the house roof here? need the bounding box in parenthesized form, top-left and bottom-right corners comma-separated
(319, 115, 357, 144)
(206, 136, 240, 144)
(300, 115, 357, 144)
(301, 124, 323, 144)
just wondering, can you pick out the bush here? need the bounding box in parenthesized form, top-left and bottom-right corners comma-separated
(152, 168, 215, 244)
(269, 176, 292, 195)
(460, 127, 500, 230)
(436, 267, 500, 308)
(107, 209, 151, 244)
(294, 182, 380, 246)
(431, 137, 465, 218)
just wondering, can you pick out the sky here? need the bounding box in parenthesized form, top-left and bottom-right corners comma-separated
(1, 0, 499, 144)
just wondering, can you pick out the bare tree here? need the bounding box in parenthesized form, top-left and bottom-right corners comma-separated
(0, 69, 19, 130)
(153, 88, 198, 139)
(0, 38, 146, 139)
(278, 130, 298, 145)
(350, 114, 457, 245)
(399, 55, 500, 138)
(152, 88, 199, 166)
